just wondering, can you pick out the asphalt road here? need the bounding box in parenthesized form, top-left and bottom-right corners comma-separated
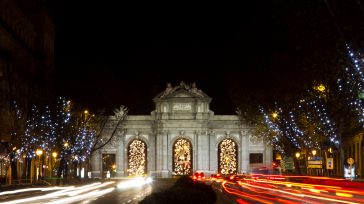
(0, 178, 235, 204)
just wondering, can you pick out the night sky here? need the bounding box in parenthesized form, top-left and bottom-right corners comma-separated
(53, 1, 364, 115)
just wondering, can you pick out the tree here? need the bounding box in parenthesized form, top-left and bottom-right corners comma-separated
(92, 105, 128, 152)
(54, 103, 128, 180)
(5, 101, 26, 183)
(241, 85, 340, 158)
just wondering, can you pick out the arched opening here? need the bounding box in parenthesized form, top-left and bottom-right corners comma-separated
(173, 138, 192, 175)
(218, 138, 238, 175)
(127, 139, 147, 176)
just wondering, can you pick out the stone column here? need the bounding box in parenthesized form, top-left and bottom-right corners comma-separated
(116, 135, 124, 177)
(91, 151, 101, 178)
(155, 133, 163, 175)
(155, 131, 169, 177)
(197, 131, 209, 172)
(241, 131, 249, 173)
(162, 131, 168, 173)
(264, 143, 273, 168)
(208, 131, 211, 172)
(209, 130, 217, 172)
(195, 131, 198, 171)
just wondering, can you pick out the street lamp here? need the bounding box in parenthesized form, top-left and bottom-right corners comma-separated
(84, 110, 89, 121)
(52, 152, 58, 177)
(295, 152, 300, 159)
(36, 149, 43, 180)
(272, 112, 278, 119)
(295, 152, 300, 174)
(315, 84, 326, 92)
(312, 150, 317, 156)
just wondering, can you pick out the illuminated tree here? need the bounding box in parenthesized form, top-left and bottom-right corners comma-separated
(337, 45, 364, 128)
(128, 139, 146, 176)
(173, 139, 192, 175)
(6, 101, 26, 183)
(255, 86, 339, 156)
(218, 139, 237, 175)
(54, 103, 127, 180)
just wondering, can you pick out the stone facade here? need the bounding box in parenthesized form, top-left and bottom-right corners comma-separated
(0, 0, 54, 142)
(0, 0, 54, 182)
(91, 82, 272, 177)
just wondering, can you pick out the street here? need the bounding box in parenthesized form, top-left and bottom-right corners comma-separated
(2, 176, 364, 204)
(0, 177, 236, 204)
(211, 175, 364, 204)
(0, 178, 154, 204)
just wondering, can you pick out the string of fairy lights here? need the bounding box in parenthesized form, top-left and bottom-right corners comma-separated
(259, 46, 364, 154)
(261, 89, 339, 154)
(338, 45, 364, 126)
(261, 107, 285, 154)
(9, 97, 100, 164)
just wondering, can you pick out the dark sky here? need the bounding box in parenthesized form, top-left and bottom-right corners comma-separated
(53, 1, 364, 115)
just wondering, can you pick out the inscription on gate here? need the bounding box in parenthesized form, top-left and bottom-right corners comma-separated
(173, 103, 192, 111)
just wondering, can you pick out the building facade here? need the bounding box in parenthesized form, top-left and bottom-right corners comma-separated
(91, 82, 272, 177)
(0, 0, 54, 183)
(344, 132, 363, 178)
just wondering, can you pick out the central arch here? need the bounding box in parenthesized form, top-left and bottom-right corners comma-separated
(127, 139, 147, 176)
(172, 138, 192, 175)
(218, 138, 238, 175)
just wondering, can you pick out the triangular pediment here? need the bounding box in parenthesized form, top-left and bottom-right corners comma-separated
(172, 90, 195, 98)
(154, 81, 210, 100)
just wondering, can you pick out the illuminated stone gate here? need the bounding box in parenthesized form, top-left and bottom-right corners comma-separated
(90, 82, 272, 177)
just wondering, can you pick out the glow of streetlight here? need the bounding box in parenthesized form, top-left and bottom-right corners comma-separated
(312, 150, 317, 156)
(36, 149, 43, 156)
(64, 142, 69, 148)
(328, 147, 332, 153)
(295, 152, 300, 159)
(84, 110, 89, 114)
(272, 112, 278, 119)
(52, 152, 57, 158)
(316, 84, 326, 92)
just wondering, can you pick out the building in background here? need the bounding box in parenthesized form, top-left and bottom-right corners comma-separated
(344, 133, 363, 179)
(0, 0, 54, 182)
(91, 82, 273, 178)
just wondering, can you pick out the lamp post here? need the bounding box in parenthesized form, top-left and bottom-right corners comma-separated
(311, 150, 317, 175)
(36, 149, 43, 180)
(52, 152, 57, 177)
(63, 142, 69, 182)
(296, 152, 300, 174)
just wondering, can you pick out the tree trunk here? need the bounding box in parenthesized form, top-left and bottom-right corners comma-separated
(57, 158, 65, 185)
(10, 153, 18, 184)
(339, 147, 345, 177)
